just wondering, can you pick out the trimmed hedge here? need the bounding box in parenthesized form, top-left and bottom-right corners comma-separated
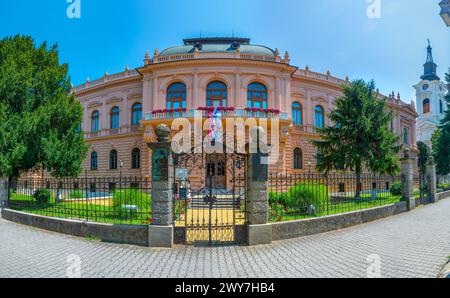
(33, 189, 52, 204)
(390, 183, 402, 196)
(270, 184, 328, 215)
(112, 189, 151, 219)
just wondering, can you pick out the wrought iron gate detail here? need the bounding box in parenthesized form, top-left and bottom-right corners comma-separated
(173, 151, 247, 245)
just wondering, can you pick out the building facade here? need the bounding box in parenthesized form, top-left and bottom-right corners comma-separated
(414, 41, 448, 149)
(71, 37, 418, 180)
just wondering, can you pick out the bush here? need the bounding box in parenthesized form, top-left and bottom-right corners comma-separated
(269, 203, 287, 222)
(70, 190, 85, 199)
(269, 191, 288, 206)
(112, 189, 152, 219)
(438, 183, 450, 190)
(390, 183, 402, 196)
(269, 184, 328, 215)
(286, 184, 328, 214)
(33, 189, 52, 204)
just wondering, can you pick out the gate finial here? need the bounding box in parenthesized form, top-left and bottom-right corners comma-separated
(155, 124, 170, 142)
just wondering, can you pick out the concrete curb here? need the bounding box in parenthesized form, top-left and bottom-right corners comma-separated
(1, 208, 149, 247)
(438, 260, 450, 278)
(272, 202, 408, 241)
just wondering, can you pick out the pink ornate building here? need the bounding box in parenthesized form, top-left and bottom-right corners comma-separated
(73, 37, 418, 179)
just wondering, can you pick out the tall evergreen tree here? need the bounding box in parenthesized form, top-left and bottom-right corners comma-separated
(417, 141, 430, 190)
(312, 79, 401, 197)
(433, 69, 450, 176)
(0, 35, 88, 181)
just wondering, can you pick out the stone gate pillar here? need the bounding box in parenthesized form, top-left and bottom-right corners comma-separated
(400, 148, 415, 211)
(147, 124, 174, 248)
(246, 127, 272, 246)
(0, 178, 8, 209)
(426, 157, 438, 203)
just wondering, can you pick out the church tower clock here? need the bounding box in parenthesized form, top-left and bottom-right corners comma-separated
(414, 40, 448, 148)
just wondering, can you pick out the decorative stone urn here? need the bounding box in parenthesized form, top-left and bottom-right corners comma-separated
(155, 124, 170, 143)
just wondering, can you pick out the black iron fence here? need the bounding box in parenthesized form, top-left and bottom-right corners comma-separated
(7, 173, 414, 225)
(7, 177, 152, 225)
(268, 173, 403, 222)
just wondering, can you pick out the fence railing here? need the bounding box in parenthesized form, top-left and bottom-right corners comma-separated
(7, 177, 152, 226)
(7, 173, 415, 225)
(268, 173, 403, 222)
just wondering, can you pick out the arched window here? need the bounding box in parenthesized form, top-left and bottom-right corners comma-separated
(90, 152, 98, 171)
(292, 102, 302, 126)
(314, 105, 324, 128)
(110, 107, 120, 129)
(247, 83, 267, 109)
(167, 83, 187, 109)
(109, 150, 118, 170)
(403, 128, 409, 145)
(91, 111, 100, 132)
(131, 103, 142, 126)
(423, 99, 430, 114)
(206, 81, 227, 107)
(294, 148, 303, 170)
(131, 148, 141, 169)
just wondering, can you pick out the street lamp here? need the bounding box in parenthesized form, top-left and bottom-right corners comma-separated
(119, 160, 123, 189)
(307, 160, 312, 175)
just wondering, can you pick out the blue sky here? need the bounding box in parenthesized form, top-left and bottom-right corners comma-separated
(0, 0, 448, 103)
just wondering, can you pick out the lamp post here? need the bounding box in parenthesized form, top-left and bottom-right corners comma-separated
(307, 160, 312, 175)
(119, 159, 123, 189)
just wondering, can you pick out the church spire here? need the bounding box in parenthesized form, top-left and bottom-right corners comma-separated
(421, 39, 440, 81)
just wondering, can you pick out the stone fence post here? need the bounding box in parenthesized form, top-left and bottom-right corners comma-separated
(426, 157, 438, 203)
(246, 127, 272, 246)
(0, 178, 8, 209)
(400, 148, 415, 211)
(147, 124, 173, 248)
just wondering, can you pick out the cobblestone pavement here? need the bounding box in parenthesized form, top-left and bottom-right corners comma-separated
(1, 198, 450, 278)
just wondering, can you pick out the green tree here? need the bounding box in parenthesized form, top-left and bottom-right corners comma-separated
(432, 69, 450, 176)
(0, 35, 88, 182)
(312, 79, 401, 198)
(417, 141, 430, 191)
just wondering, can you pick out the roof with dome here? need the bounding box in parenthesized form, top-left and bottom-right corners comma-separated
(159, 37, 276, 57)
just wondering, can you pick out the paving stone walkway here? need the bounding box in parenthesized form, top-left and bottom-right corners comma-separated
(1, 198, 450, 278)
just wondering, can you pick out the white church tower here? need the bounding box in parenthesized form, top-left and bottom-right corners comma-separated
(414, 40, 448, 148)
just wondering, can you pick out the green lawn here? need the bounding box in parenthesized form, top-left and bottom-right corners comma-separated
(8, 192, 403, 225)
(269, 195, 401, 222)
(8, 193, 152, 226)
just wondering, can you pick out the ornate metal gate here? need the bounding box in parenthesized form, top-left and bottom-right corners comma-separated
(173, 151, 247, 245)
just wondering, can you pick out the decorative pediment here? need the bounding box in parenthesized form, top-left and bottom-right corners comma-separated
(291, 92, 306, 98)
(417, 120, 439, 130)
(87, 101, 103, 109)
(128, 93, 143, 100)
(106, 96, 124, 105)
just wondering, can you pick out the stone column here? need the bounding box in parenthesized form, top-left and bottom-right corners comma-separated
(246, 127, 272, 246)
(400, 148, 416, 211)
(192, 72, 199, 109)
(426, 157, 438, 203)
(305, 89, 312, 126)
(142, 76, 153, 115)
(234, 72, 240, 108)
(147, 124, 173, 248)
(152, 77, 159, 110)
